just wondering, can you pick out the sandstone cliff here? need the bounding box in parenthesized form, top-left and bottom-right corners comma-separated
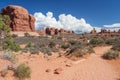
(1, 5, 35, 32)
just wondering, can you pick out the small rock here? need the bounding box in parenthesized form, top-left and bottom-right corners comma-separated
(45, 69, 51, 73)
(7, 65, 14, 70)
(66, 64, 72, 67)
(0, 69, 8, 77)
(54, 68, 63, 74)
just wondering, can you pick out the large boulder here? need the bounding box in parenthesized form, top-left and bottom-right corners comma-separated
(1, 5, 35, 32)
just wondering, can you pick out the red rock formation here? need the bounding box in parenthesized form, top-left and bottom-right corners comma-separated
(90, 28, 97, 34)
(38, 30, 45, 35)
(42, 27, 74, 35)
(49, 27, 55, 35)
(59, 28, 65, 33)
(118, 29, 120, 33)
(1, 5, 35, 32)
(55, 28, 59, 35)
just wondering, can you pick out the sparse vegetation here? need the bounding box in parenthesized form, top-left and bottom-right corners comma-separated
(57, 36, 62, 39)
(103, 50, 119, 60)
(24, 32, 30, 37)
(12, 34, 18, 38)
(90, 38, 98, 46)
(112, 40, 120, 51)
(2, 50, 18, 63)
(61, 43, 70, 49)
(12, 32, 120, 59)
(16, 63, 31, 80)
(49, 41, 56, 48)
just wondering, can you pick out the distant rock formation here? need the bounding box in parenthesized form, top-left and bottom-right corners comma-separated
(38, 26, 75, 35)
(38, 30, 45, 35)
(90, 28, 97, 34)
(99, 29, 120, 34)
(90, 28, 120, 34)
(1, 5, 35, 32)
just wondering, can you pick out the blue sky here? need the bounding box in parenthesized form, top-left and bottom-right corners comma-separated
(0, 0, 120, 32)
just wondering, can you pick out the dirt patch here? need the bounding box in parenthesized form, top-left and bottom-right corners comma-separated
(108, 59, 120, 76)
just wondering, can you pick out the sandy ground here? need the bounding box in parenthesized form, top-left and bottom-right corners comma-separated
(0, 46, 120, 80)
(10, 31, 39, 37)
(108, 58, 120, 76)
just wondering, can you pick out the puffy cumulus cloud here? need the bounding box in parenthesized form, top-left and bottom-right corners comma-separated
(104, 23, 120, 28)
(103, 23, 120, 31)
(34, 12, 100, 33)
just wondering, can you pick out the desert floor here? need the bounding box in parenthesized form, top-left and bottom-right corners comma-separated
(0, 46, 120, 80)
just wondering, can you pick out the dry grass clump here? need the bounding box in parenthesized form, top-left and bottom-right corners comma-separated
(103, 50, 119, 60)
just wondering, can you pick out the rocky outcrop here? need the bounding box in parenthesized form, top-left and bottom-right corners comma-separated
(43, 26, 74, 35)
(90, 28, 120, 34)
(1, 5, 35, 32)
(54, 67, 63, 74)
(90, 28, 97, 34)
(38, 30, 45, 35)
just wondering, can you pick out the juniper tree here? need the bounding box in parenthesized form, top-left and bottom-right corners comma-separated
(0, 14, 11, 51)
(0, 14, 20, 52)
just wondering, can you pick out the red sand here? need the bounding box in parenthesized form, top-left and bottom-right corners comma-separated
(0, 46, 119, 80)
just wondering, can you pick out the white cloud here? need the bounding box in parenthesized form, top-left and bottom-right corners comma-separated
(103, 23, 120, 31)
(104, 23, 120, 28)
(34, 12, 101, 33)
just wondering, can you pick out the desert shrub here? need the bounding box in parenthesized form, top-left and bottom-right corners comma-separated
(12, 34, 18, 38)
(24, 32, 30, 37)
(39, 47, 52, 56)
(68, 48, 86, 57)
(10, 44, 21, 52)
(69, 46, 79, 54)
(29, 47, 39, 54)
(24, 42, 34, 51)
(57, 36, 62, 40)
(16, 63, 31, 80)
(105, 38, 117, 45)
(97, 39, 105, 46)
(67, 45, 95, 58)
(102, 50, 119, 60)
(90, 38, 98, 46)
(69, 40, 78, 45)
(87, 46, 95, 53)
(61, 43, 70, 49)
(4, 36, 21, 52)
(25, 42, 32, 48)
(112, 40, 120, 51)
(23, 42, 40, 54)
(38, 43, 46, 47)
(49, 41, 56, 48)
(2, 50, 18, 63)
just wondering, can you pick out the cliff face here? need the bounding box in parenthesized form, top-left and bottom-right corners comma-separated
(1, 5, 35, 32)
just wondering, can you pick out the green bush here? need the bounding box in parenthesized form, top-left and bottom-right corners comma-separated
(25, 42, 32, 48)
(103, 50, 119, 60)
(87, 46, 95, 53)
(57, 36, 62, 39)
(90, 38, 98, 46)
(61, 43, 70, 49)
(10, 44, 21, 52)
(69, 40, 78, 45)
(112, 40, 120, 51)
(4, 36, 21, 52)
(49, 41, 56, 48)
(24, 32, 30, 37)
(12, 34, 18, 38)
(16, 63, 31, 80)
(105, 39, 115, 45)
